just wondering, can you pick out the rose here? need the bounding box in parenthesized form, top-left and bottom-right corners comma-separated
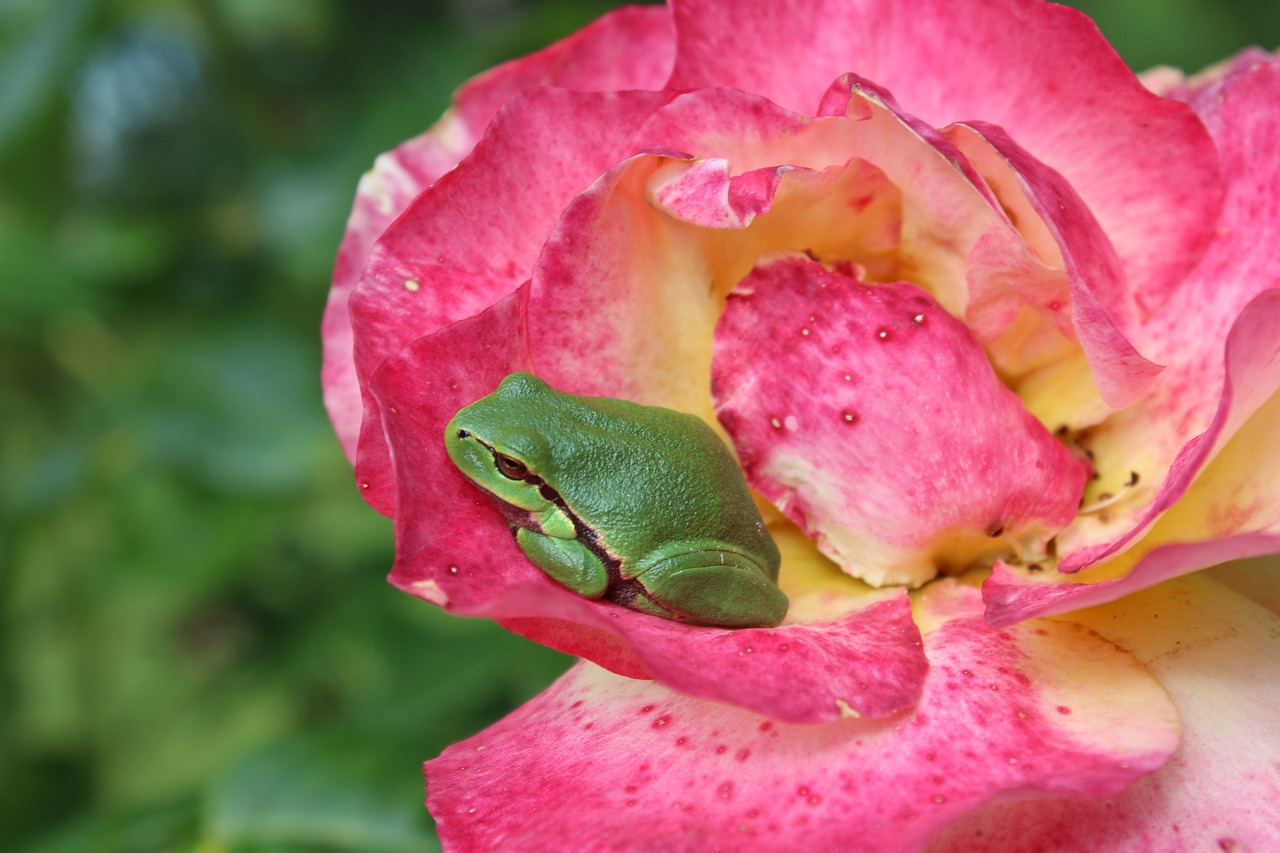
(322, 0, 1280, 849)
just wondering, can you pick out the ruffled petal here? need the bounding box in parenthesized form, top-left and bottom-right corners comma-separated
(528, 83, 1090, 422)
(986, 292, 1280, 623)
(943, 122, 1159, 413)
(668, 0, 1222, 314)
(985, 60, 1280, 622)
(713, 255, 1087, 587)
(322, 6, 676, 461)
(934, 576, 1280, 851)
(424, 583, 1178, 852)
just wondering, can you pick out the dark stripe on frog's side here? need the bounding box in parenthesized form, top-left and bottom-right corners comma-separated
(519, 471, 643, 605)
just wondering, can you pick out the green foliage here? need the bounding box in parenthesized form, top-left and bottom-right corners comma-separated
(0, 0, 1273, 850)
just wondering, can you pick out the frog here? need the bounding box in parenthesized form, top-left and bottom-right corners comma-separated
(444, 372, 788, 628)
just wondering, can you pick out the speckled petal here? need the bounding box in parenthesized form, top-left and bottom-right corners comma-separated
(986, 291, 1280, 624)
(984, 60, 1280, 622)
(1052, 60, 1280, 571)
(527, 82, 1090, 429)
(933, 576, 1280, 852)
(668, 0, 1222, 315)
(424, 583, 1179, 852)
(713, 255, 1088, 587)
(322, 6, 675, 460)
(816, 76, 1159, 412)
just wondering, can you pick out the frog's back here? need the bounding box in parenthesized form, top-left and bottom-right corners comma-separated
(545, 391, 775, 570)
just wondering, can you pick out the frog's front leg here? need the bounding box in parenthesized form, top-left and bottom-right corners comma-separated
(515, 527, 609, 598)
(629, 544, 789, 628)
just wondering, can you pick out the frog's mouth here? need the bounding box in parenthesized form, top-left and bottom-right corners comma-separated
(485, 492, 543, 534)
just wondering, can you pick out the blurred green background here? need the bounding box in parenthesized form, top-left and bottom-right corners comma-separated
(1, 1, 1276, 851)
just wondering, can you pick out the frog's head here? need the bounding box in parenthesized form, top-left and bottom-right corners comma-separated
(445, 372, 561, 512)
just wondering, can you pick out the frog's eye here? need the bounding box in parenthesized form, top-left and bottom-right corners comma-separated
(494, 453, 529, 480)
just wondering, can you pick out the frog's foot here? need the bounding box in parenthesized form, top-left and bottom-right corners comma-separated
(515, 527, 609, 598)
(631, 549, 789, 628)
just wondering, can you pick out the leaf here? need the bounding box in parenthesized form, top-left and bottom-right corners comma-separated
(203, 732, 437, 853)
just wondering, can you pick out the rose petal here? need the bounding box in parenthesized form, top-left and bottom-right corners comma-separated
(322, 6, 676, 460)
(985, 61, 1280, 621)
(668, 0, 1223, 315)
(1144, 46, 1277, 101)
(986, 289, 1280, 623)
(350, 88, 677, 514)
(1052, 59, 1280, 570)
(502, 588, 927, 723)
(449, 5, 674, 126)
(943, 122, 1160, 413)
(424, 583, 1178, 852)
(323, 116, 473, 462)
(713, 255, 1088, 587)
(528, 83, 1086, 422)
(934, 575, 1280, 851)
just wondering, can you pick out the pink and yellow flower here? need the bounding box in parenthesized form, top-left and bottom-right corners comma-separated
(323, 1, 1280, 848)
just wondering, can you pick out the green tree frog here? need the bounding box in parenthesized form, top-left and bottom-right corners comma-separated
(444, 372, 788, 628)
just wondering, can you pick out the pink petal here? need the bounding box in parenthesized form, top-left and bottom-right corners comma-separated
(1145, 46, 1276, 101)
(985, 60, 1280, 621)
(449, 5, 674, 126)
(371, 286, 926, 723)
(425, 583, 1178, 852)
(935, 576, 1280, 851)
(713, 255, 1088, 587)
(985, 292, 1280, 623)
(323, 120, 474, 462)
(529, 82, 1092, 418)
(668, 0, 1223, 317)
(349, 88, 676, 514)
(986, 532, 1280, 626)
(943, 122, 1160, 410)
(820, 76, 1160, 410)
(323, 5, 675, 462)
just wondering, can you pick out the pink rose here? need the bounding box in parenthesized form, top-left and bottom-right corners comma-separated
(323, 1, 1280, 849)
